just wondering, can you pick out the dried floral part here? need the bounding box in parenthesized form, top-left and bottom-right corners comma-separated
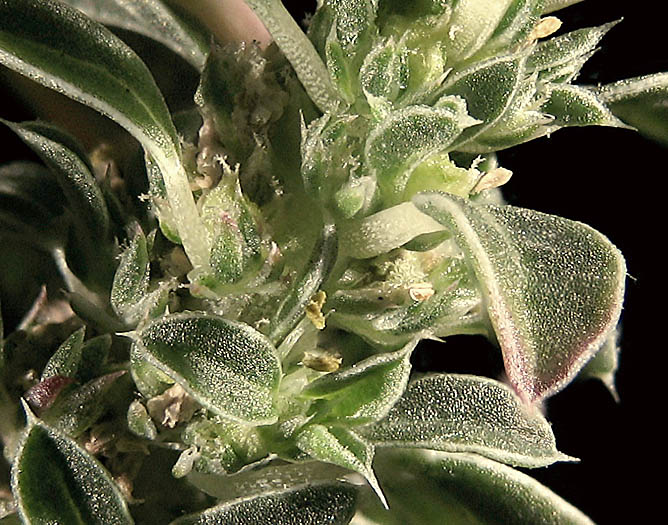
(146, 383, 199, 429)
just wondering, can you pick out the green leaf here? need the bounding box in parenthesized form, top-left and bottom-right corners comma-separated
(439, 53, 527, 149)
(0, 161, 65, 245)
(579, 326, 620, 400)
(479, 0, 543, 57)
(12, 411, 134, 524)
(339, 202, 446, 258)
(356, 449, 594, 524)
(42, 371, 127, 437)
(592, 73, 668, 146)
(442, 0, 514, 62)
(127, 399, 158, 440)
(77, 334, 112, 383)
(0, 0, 207, 268)
(111, 229, 150, 320)
(245, 0, 342, 112)
(541, 0, 585, 14)
(413, 192, 626, 403)
(527, 22, 618, 83)
(541, 84, 630, 129)
(296, 424, 386, 507)
(60, 0, 209, 70)
(1, 120, 111, 241)
(135, 313, 282, 424)
(361, 373, 572, 467)
(171, 479, 357, 525)
(365, 98, 479, 203)
(302, 341, 415, 425)
(267, 222, 338, 345)
(41, 327, 86, 380)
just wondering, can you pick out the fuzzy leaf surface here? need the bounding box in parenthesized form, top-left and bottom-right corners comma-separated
(365, 99, 478, 202)
(135, 313, 281, 424)
(440, 53, 527, 149)
(355, 449, 594, 524)
(361, 374, 571, 467)
(296, 425, 385, 507)
(413, 192, 626, 403)
(541, 84, 628, 129)
(12, 416, 133, 524)
(0, 0, 208, 268)
(339, 202, 446, 258)
(267, 222, 337, 345)
(302, 341, 415, 425)
(593, 72, 668, 145)
(60, 0, 209, 69)
(41, 327, 86, 380)
(1, 120, 110, 241)
(0, 0, 178, 157)
(42, 371, 127, 437)
(171, 481, 357, 525)
(111, 229, 150, 319)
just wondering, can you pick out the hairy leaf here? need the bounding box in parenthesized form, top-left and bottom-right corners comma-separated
(439, 53, 527, 149)
(442, 0, 514, 62)
(541, 0, 585, 14)
(593, 72, 668, 146)
(60, 0, 209, 70)
(41, 327, 86, 380)
(361, 374, 572, 467)
(1, 120, 110, 241)
(12, 412, 133, 524)
(135, 313, 281, 424)
(579, 326, 620, 400)
(296, 425, 386, 507)
(355, 449, 594, 524)
(339, 202, 445, 258)
(245, 0, 342, 112)
(171, 480, 357, 525)
(0, 0, 207, 268)
(42, 371, 127, 437)
(267, 222, 338, 345)
(302, 341, 415, 425)
(111, 229, 150, 319)
(527, 22, 618, 83)
(365, 98, 479, 202)
(541, 84, 629, 129)
(413, 192, 626, 402)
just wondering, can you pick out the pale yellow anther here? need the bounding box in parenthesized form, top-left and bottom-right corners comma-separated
(409, 282, 435, 302)
(305, 290, 327, 330)
(529, 17, 562, 41)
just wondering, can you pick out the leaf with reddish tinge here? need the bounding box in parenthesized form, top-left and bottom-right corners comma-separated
(413, 192, 625, 403)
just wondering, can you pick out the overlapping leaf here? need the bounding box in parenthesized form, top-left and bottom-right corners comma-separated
(361, 373, 572, 467)
(60, 0, 209, 70)
(413, 192, 626, 402)
(134, 313, 282, 424)
(12, 411, 133, 524)
(355, 449, 594, 524)
(302, 341, 415, 425)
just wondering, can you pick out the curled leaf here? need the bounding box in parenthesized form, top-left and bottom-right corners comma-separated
(413, 192, 626, 403)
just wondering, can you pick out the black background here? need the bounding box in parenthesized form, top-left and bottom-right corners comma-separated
(0, 1, 662, 523)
